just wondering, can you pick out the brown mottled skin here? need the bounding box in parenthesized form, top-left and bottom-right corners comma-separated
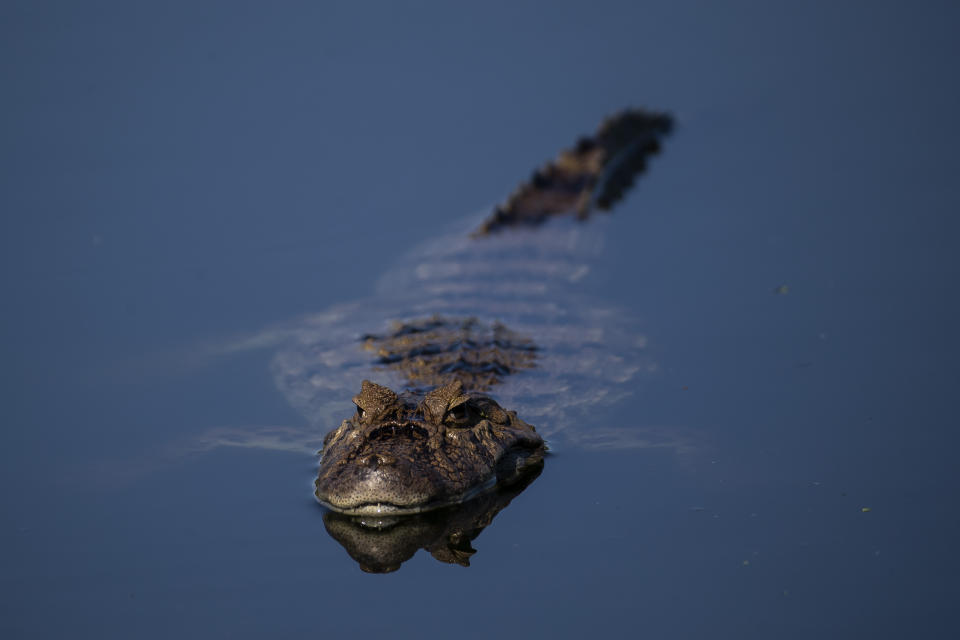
(315, 379, 544, 515)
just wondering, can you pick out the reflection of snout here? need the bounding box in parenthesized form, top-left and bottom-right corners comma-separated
(315, 451, 452, 516)
(321, 456, 545, 572)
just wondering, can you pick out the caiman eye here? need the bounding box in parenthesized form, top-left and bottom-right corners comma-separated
(446, 404, 469, 425)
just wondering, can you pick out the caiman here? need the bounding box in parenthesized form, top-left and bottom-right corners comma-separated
(308, 109, 674, 516)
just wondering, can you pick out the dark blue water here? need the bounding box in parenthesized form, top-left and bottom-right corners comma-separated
(3, 1, 959, 637)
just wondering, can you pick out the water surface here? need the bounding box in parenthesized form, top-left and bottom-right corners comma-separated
(2, 1, 958, 638)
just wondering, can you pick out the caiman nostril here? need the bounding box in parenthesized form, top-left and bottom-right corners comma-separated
(361, 453, 396, 468)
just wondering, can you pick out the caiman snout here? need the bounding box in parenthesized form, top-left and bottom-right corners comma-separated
(315, 448, 453, 515)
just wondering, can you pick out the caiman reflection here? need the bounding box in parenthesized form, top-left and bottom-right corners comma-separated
(321, 456, 543, 573)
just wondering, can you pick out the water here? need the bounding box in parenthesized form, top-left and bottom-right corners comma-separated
(3, 1, 959, 637)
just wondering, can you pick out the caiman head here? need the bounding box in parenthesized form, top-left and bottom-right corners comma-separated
(315, 379, 544, 515)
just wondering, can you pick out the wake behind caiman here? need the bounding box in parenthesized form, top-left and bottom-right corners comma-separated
(315, 109, 673, 515)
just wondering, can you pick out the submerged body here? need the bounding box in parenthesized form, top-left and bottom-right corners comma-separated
(314, 109, 672, 515)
